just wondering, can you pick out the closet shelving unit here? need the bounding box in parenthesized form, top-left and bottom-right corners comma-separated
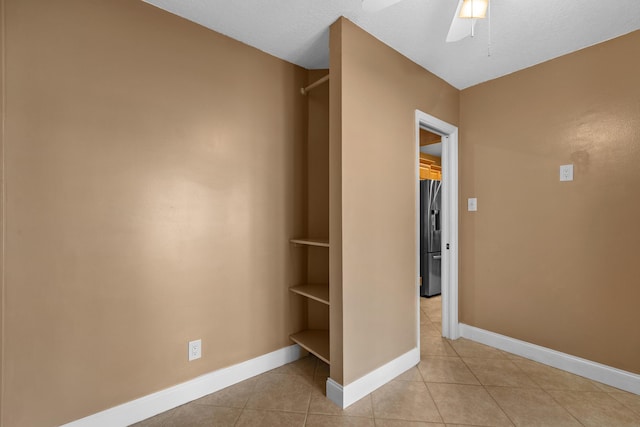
(289, 72, 331, 365)
(289, 238, 330, 364)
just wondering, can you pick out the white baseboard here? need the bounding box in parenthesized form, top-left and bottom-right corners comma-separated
(61, 344, 303, 427)
(326, 378, 344, 407)
(326, 347, 420, 409)
(459, 323, 640, 395)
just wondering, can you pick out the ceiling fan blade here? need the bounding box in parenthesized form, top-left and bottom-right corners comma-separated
(362, 0, 404, 12)
(446, 0, 477, 42)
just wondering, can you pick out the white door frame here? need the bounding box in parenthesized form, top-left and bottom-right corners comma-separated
(415, 110, 459, 346)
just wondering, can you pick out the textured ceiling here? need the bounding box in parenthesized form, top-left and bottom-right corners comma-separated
(143, 0, 640, 89)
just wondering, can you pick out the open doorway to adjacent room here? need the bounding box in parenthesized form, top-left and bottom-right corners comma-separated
(418, 128, 444, 335)
(415, 111, 459, 352)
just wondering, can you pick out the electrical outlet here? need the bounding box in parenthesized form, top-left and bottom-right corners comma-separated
(560, 164, 573, 181)
(468, 198, 477, 212)
(188, 339, 202, 361)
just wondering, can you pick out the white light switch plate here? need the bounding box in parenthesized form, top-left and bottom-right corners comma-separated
(560, 164, 573, 181)
(468, 198, 477, 212)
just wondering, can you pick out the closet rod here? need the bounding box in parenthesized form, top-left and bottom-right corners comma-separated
(300, 74, 330, 95)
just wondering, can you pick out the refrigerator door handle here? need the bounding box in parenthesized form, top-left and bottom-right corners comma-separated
(433, 255, 442, 260)
(431, 210, 440, 232)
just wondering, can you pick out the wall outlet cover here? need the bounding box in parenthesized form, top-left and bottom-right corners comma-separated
(468, 198, 477, 212)
(188, 339, 202, 361)
(560, 164, 574, 181)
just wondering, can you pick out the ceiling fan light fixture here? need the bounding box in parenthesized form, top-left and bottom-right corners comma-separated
(459, 0, 488, 19)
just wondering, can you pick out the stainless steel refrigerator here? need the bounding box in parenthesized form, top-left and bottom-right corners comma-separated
(420, 179, 442, 297)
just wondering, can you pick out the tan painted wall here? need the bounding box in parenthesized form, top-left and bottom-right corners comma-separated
(333, 18, 459, 385)
(0, 1, 5, 423)
(459, 30, 640, 374)
(329, 21, 344, 383)
(1, 0, 308, 425)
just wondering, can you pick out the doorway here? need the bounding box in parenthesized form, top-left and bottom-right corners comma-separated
(414, 110, 459, 351)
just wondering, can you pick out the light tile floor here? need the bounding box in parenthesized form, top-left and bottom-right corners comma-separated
(133, 296, 640, 426)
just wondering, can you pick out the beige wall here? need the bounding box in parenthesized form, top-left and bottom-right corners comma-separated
(0, 1, 5, 423)
(459, 30, 640, 374)
(332, 18, 459, 385)
(4, 1, 636, 424)
(329, 21, 344, 383)
(1, 0, 308, 425)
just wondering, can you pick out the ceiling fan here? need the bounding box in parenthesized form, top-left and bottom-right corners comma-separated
(362, 0, 489, 42)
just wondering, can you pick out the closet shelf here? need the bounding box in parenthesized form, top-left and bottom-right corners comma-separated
(289, 284, 329, 305)
(290, 238, 330, 247)
(290, 329, 330, 364)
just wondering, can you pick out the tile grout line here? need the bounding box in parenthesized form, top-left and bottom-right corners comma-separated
(507, 360, 592, 426)
(456, 341, 588, 427)
(538, 388, 587, 427)
(301, 356, 317, 427)
(455, 350, 517, 427)
(421, 380, 446, 425)
(420, 299, 452, 426)
(429, 301, 517, 426)
(230, 370, 261, 427)
(606, 391, 640, 418)
(496, 348, 598, 426)
(480, 383, 516, 426)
